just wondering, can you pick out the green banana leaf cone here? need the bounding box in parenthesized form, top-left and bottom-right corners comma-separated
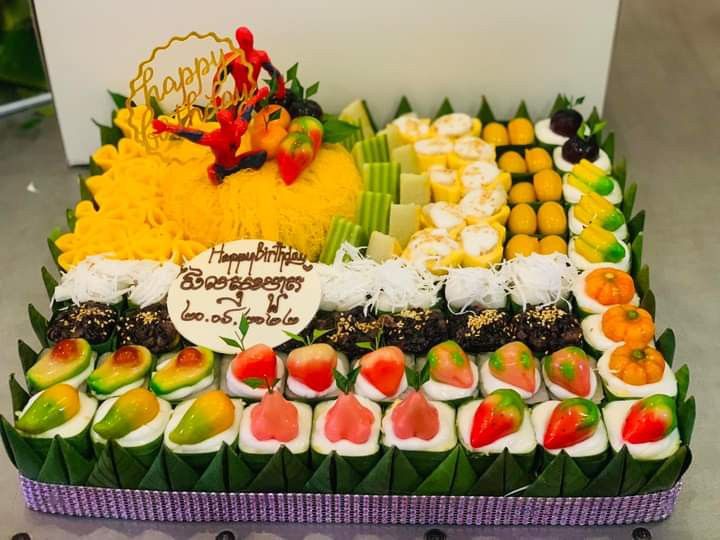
(93, 434, 163, 468)
(311, 447, 380, 477)
(467, 449, 534, 496)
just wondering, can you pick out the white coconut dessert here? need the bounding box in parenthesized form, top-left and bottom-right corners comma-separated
(225, 344, 285, 400)
(597, 344, 677, 399)
(457, 389, 537, 456)
(418, 340, 479, 402)
(602, 396, 681, 461)
(164, 391, 243, 458)
(572, 267, 639, 316)
(478, 342, 543, 402)
(531, 399, 608, 458)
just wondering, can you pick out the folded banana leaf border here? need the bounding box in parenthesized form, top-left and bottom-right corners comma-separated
(4, 94, 693, 501)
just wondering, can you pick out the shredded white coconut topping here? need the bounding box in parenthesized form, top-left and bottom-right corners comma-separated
(52, 255, 180, 308)
(499, 253, 579, 309)
(317, 243, 443, 313)
(445, 266, 508, 313)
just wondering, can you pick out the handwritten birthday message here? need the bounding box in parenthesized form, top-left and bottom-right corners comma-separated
(167, 240, 321, 353)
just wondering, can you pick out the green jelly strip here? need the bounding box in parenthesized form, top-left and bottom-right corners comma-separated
(319, 216, 367, 264)
(356, 191, 392, 237)
(352, 134, 389, 169)
(362, 162, 400, 202)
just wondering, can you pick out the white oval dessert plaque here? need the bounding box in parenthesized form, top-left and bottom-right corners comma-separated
(167, 240, 321, 353)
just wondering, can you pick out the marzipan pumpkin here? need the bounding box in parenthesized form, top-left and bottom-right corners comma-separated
(608, 344, 666, 385)
(601, 304, 654, 345)
(585, 268, 636, 305)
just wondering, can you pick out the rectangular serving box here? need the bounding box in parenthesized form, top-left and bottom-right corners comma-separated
(20, 475, 682, 526)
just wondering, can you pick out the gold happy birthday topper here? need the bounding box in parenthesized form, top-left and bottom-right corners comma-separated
(126, 30, 256, 153)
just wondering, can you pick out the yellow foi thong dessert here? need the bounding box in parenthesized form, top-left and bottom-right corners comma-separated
(569, 223, 630, 271)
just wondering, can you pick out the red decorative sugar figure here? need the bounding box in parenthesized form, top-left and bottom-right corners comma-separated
(152, 88, 269, 184)
(214, 26, 285, 105)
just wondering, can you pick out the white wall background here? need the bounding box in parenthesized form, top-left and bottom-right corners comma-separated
(34, 0, 619, 165)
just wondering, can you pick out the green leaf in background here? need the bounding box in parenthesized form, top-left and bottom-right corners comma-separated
(468, 451, 504, 495)
(587, 107, 601, 128)
(631, 232, 644, 276)
(139, 447, 202, 491)
(17, 339, 37, 375)
(678, 396, 696, 445)
(524, 451, 589, 497)
(58, 437, 94, 485)
(549, 93, 566, 116)
(394, 96, 413, 119)
(627, 210, 645, 241)
(108, 91, 129, 110)
(514, 100, 531, 120)
(434, 97, 454, 120)
(87, 441, 147, 489)
(304, 452, 334, 493)
(618, 454, 650, 495)
(246, 448, 285, 492)
(285, 63, 299, 82)
(37, 437, 69, 485)
(640, 289, 656, 319)
(0, 415, 43, 479)
(78, 174, 95, 202)
(582, 447, 628, 496)
(322, 117, 361, 144)
(622, 182, 638, 221)
(9, 374, 29, 413)
(92, 120, 123, 147)
(641, 446, 689, 494)
(635, 264, 650, 299)
(414, 446, 467, 496)
(88, 158, 103, 177)
(227, 446, 253, 491)
(335, 453, 362, 493)
(194, 443, 230, 492)
(0, 0, 47, 92)
(450, 447, 476, 495)
(477, 96, 496, 124)
(354, 447, 393, 495)
(656, 328, 676, 366)
(65, 208, 76, 231)
(675, 364, 690, 404)
(391, 448, 421, 494)
(283, 447, 311, 492)
(305, 81, 320, 99)
(138, 456, 169, 490)
(613, 158, 627, 190)
(41, 266, 58, 301)
(27, 304, 48, 348)
(602, 132, 615, 162)
(47, 236, 63, 272)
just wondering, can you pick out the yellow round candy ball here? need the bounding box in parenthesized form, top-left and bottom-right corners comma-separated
(482, 122, 509, 146)
(524, 147, 553, 174)
(504, 234, 540, 259)
(533, 169, 563, 201)
(509, 182, 536, 204)
(507, 118, 535, 145)
(508, 203, 538, 235)
(537, 201, 567, 235)
(498, 151, 528, 174)
(539, 235, 568, 254)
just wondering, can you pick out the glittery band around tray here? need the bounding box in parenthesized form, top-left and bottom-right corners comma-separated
(19, 476, 682, 526)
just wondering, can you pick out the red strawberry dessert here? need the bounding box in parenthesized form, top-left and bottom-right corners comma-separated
(356, 346, 407, 400)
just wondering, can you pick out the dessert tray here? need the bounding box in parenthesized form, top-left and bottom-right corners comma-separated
(1, 27, 693, 526)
